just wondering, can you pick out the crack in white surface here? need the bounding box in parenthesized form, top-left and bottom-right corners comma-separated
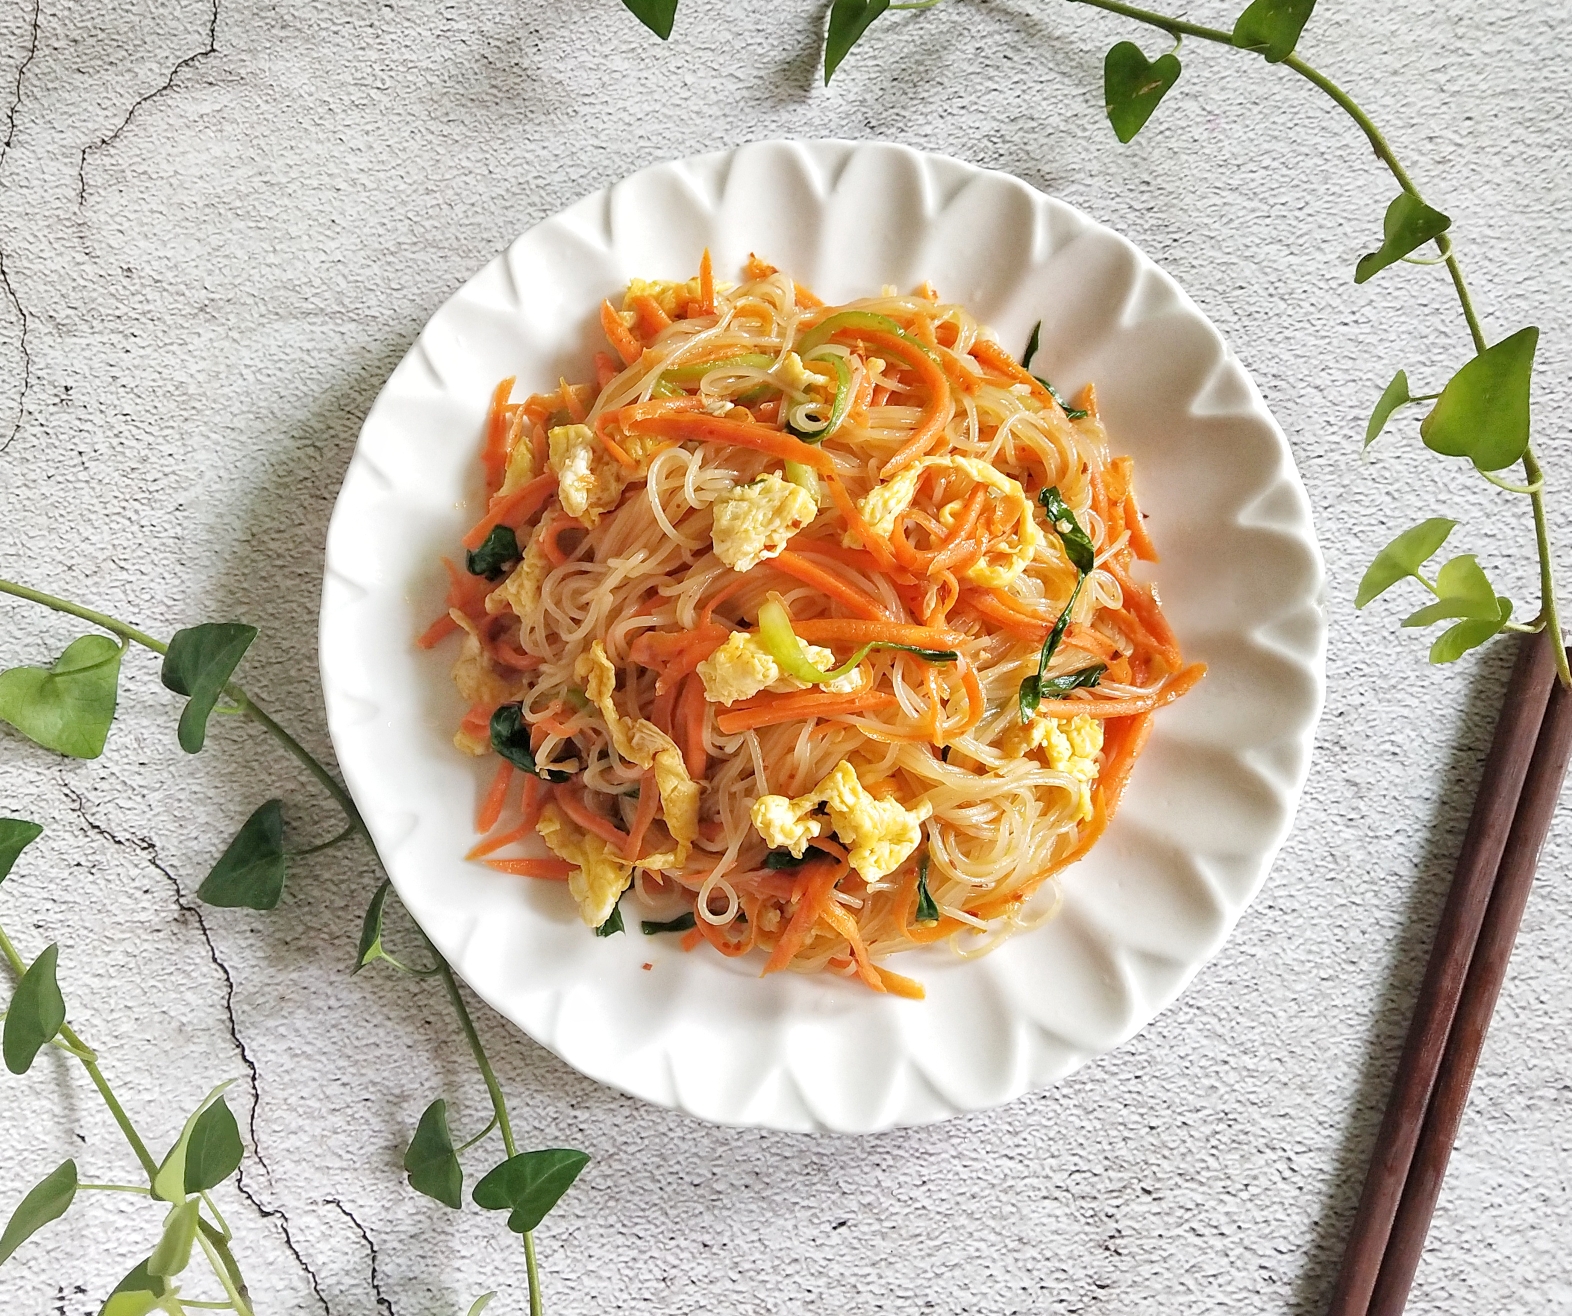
(325, 1196, 397, 1316)
(0, 0, 39, 172)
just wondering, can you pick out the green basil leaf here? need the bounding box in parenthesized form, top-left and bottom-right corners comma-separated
(914, 853, 938, 926)
(490, 704, 573, 782)
(1354, 518, 1457, 608)
(147, 1199, 200, 1279)
(4, 943, 65, 1075)
(0, 634, 123, 759)
(1355, 193, 1451, 285)
(762, 849, 808, 870)
(1041, 663, 1107, 696)
(100, 1258, 169, 1316)
(1017, 674, 1042, 723)
(640, 912, 696, 934)
(472, 1149, 591, 1235)
(1022, 321, 1042, 369)
(1103, 41, 1181, 143)
(0, 818, 43, 884)
(405, 1099, 463, 1210)
(594, 899, 625, 937)
(153, 1080, 237, 1204)
(182, 1095, 243, 1193)
(620, 0, 677, 39)
(1231, 0, 1316, 62)
(1430, 596, 1512, 664)
(1038, 487, 1096, 574)
(160, 623, 257, 754)
(467, 1296, 498, 1316)
(355, 879, 393, 974)
(198, 800, 287, 910)
(466, 525, 521, 582)
(0, 1159, 76, 1266)
(825, 0, 889, 83)
(1365, 369, 1412, 448)
(1034, 376, 1088, 421)
(1420, 326, 1539, 472)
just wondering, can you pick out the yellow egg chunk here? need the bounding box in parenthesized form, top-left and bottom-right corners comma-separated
(1002, 712, 1104, 821)
(750, 760, 932, 881)
(710, 473, 817, 571)
(696, 631, 859, 705)
(487, 524, 550, 618)
(549, 422, 626, 526)
(537, 802, 632, 928)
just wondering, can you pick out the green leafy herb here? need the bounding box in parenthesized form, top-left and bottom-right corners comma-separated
(594, 900, 625, 937)
(825, 0, 888, 83)
(472, 1149, 591, 1235)
(405, 1099, 463, 1210)
(0, 818, 43, 884)
(1103, 40, 1182, 143)
(198, 799, 287, 910)
(1038, 487, 1097, 573)
(1430, 597, 1513, 664)
(160, 622, 257, 753)
(762, 849, 809, 870)
(490, 703, 573, 782)
(1020, 321, 1088, 419)
(641, 912, 697, 934)
(620, 0, 677, 38)
(1420, 326, 1539, 472)
(1019, 574, 1088, 722)
(1041, 664, 1107, 696)
(1231, 0, 1316, 63)
(153, 1080, 237, 1203)
(4, 943, 65, 1075)
(101, 1257, 170, 1316)
(0, 634, 124, 759)
(181, 1095, 243, 1194)
(1355, 193, 1452, 284)
(0, 1159, 76, 1266)
(147, 1199, 200, 1279)
(914, 853, 938, 926)
(466, 525, 521, 581)
(1355, 518, 1457, 608)
(1365, 369, 1413, 448)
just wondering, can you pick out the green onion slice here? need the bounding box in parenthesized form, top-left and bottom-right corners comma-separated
(756, 596, 958, 687)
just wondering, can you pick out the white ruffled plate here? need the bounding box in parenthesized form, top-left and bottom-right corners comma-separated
(320, 140, 1326, 1134)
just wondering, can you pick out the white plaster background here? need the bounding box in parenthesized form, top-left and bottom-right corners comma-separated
(0, 0, 1568, 1312)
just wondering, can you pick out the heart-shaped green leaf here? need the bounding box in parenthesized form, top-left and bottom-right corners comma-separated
(1103, 41, 1181, 143)
(0, 635, 123, 759)
(1355, 193, 1451, 284)
(198, 800, 287, 910)
(1365, 370, 1412, 448)
(161, 622, 257, 754)
(182, 1095, 243, 1193)
(619, 0, 677, 39)
(825, 0, 889, 83)
(0, 1159, 76, 1266)
(0, 818, 43, 885)
(147, 1199, 200, 1279)
(1420, 327, 1539, 472)
(472, 1149, 590, 1234)
(1400, 555, 1499, 627)
(154, 1080, 237, 1203)
(1355, 518, 1457, 608)
(405, 1099, 463, 1209)
(1231, 0, 1316, 62)
(4, 943, 65, 1075)
(1431, 596, 1512, 664)
(100, 1258, 168, 1316)
(355, 879, 393, 974)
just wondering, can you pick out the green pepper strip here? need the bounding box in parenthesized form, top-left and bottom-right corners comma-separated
(657, 353, 778, 386)
(794, 310, 940, 364)
(783, 461, 821, 504)
(787, 351, 853, 442)
(756, 598, 957, 686)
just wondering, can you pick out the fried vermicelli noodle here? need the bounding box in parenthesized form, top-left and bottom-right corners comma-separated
(421, 253, 1203, 998)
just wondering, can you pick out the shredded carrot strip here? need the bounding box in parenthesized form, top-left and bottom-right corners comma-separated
(555, 785, 632, 850)
(624, 411, 835, 473)
(694, 911, 757, 958)
(518, 773, 545, 832)
(957, 592, 1048, 644)
(793, 282, 823, 309)
(467, 821, 534, 860)
(485, 857, 573, 880)
(697, 249, 715, 316)
(715, 690, 898, 735)
(630, 294, 672, 339)
(824, 475, 896, 571)
(600, 299, 643, 365)
(969, 338, 1068, 418)
(680, 926, 704, 952)
(541, 513, 581, 566)
(594, 351, 620, 389)
(1031, 662, 1205, 719)
(417, 614, 459, 649)
(956, 655, 984, 734)
(837, 330, 952, 477)
(1124, 490, 1158, 562)
(620, 769, 661, 860)
(819, 902, 887, 992)
(461, 472, 557, 551)
(790, 617, 967, 650)
(771, 551, 896, 621)
(696, 572, 760, 628)
(1102, 559, 1183, 669)
(874, 965, 926, 999)
(762, 844, 850, 975)
(480, 377, 516, 493)
(676, 675, 709, 779)
(475, 761, 514, 833)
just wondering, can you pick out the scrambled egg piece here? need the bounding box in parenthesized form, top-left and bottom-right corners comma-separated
(846, 455, 1042, 587)
(1002, 712, 1104, 822)
(498, 416, 536, 496)
(487, 524, 550, 619)
(710, 473, 817, 571)
(449, 610, 512, 710)
(773, 351, 814, 396)
(623, 277, 702, 320)
(574, 642, 700, 868)
(537, 803, 632, 928)
(750, 760, 933, 881)
(549, 423, 626, 526)
(696, 631, 858, 705)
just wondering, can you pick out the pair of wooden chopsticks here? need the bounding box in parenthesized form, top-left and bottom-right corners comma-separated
(1328, 631, 1572, 1315)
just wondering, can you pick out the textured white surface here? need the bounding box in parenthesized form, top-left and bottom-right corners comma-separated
(322, 138, 1325, 1134)
(0, 0, 1568, 1310)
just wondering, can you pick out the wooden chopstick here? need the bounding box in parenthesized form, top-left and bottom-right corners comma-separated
(1327, 631, 1560, 1316)
(1367, 653, 1572, 1313)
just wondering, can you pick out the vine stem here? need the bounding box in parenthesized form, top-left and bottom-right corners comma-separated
(1064, 0, 1572, 688)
